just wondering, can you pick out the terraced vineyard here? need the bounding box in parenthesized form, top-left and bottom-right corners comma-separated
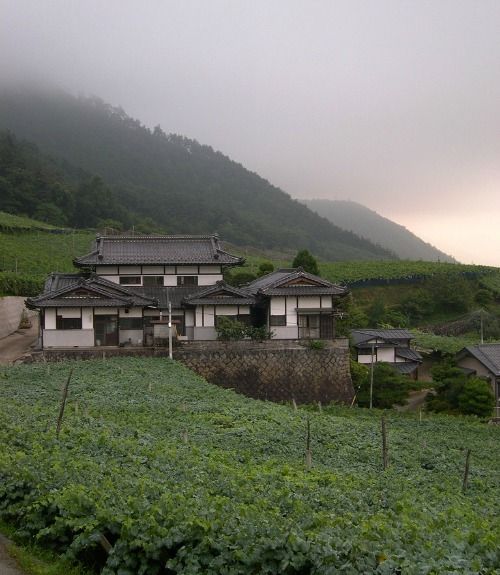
(0, 358, 498, 574)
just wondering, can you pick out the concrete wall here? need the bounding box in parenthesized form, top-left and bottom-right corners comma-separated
(175, 339, 353, 404)
(43, 329, 94, 347)
(0, 296, 34, 339)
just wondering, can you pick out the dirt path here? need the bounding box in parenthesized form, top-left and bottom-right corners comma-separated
(0, 534, 27, 575)
(397, 389, 431, 412)
(0, 320, 38, 365)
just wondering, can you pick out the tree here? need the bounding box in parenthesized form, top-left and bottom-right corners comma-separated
(292, 250, 319, 275)
(258, 261, 274, 276)
(427, 361, 494, 417)
(356, 362, 410, 409)
(458, 378, 495, 417)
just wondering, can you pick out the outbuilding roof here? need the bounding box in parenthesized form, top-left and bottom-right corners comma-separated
(350, 329, 415, 346)
(246, 268, 348, 297)
(458, 344, 500, 376)
(74, 235, 243, 267)
(183, 281, 256, 306)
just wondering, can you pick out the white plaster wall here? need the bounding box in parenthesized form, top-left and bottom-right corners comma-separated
(270, 297, 286, 315)
(185, 309, 195, 327)
(195, 307, 203, 326)
(96, 266, 118, 275)
(45, 308, 56, 329)
(321, 295, 332, 308)
(216, 305, 238, 316)
(358, 353, 374, 364)
(143, 265, 164, 274)
(58, 307, 81, 318)
(119, 266, 141, 275)
(286, 296, 297, 326)
(82, 309, 93, 329)
(43, 329, 94, 347)
(164, 276, 178, 286)
(204, 305, 215, 327)
(198, 275, 223, 285)
(297, 296, 321, 309)
(377, 348, 395, 362)
(177, 266, 198, 274)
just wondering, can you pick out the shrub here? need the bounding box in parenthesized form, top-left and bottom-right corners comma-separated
(215, 317, 272, 341)
(356, 362, 411, 409)
(458, 378, 495, 417)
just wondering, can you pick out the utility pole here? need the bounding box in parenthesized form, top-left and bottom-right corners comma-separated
(480, 309, 484, 344)
(370, 343, 375, 409)
(168, 300, 173, 360)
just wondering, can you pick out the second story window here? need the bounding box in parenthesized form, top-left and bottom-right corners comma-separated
(177, 276, 198, 286)
(119, 276, 142, 285)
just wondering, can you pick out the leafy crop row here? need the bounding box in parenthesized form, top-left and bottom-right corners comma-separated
(0, 358, 498, 574)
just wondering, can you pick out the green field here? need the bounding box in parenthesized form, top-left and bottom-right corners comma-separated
(0, 358, 498, 574)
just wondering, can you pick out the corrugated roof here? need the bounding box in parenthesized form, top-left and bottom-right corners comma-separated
(74, 235, 243, 266)
(460, 344, 500, 376)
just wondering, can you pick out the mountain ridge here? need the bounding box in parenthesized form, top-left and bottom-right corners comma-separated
(302, 199, 455, 262)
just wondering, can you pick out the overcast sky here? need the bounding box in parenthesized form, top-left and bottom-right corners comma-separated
(1, 0, 499, 264)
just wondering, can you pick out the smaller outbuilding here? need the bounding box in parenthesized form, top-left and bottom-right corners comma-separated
(350, 328, 422, 378)
(456, 343, 500, 417)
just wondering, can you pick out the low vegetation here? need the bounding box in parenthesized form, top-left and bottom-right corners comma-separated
(0, 359, 498, 574)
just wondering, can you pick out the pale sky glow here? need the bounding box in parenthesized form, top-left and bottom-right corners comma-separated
(1, 0, 499, 264)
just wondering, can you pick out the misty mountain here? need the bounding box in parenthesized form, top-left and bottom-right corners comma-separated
(302, 199, 455, 262)
(0, 87, 395, 261)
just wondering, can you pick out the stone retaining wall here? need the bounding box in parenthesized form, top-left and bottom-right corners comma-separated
(30, 339, 354, 405)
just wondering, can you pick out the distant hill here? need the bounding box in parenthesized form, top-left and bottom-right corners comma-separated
(0, 87, 395, 261)
(302, 199, 455, 262)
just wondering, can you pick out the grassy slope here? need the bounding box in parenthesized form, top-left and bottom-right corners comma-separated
(0, 358, 498, 574)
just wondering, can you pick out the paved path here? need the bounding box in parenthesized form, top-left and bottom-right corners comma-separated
(0, 321, 38, 365)
(0, 534, 26, 575)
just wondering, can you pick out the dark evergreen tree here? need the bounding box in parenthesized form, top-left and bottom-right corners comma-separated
(292, 249, 320, 275)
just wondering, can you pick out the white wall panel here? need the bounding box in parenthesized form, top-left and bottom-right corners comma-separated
(177, 266, 198, 274)
(57, 307, 81, 318)
(204, 305, 215, 326)
(45, 308, 56, 329)
(82, 309, 93, 329)
(199, 265, 221, 274)
(119, 307, 142, 318)
(94, 307, 118, 315)
(270, 297, 286, 315)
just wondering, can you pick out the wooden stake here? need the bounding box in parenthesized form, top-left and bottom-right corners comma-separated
(381, 415, 389, 470)
(419, 409, 422, 423)
(181, 430, 188, 443)
(56, 369, 73, 438)
(462, 449, 471, 493)
(292, 398, 298, 411)
(99, 533, 112, 554)
(317, 401, 322, 413)
(305, 418, 312, 469)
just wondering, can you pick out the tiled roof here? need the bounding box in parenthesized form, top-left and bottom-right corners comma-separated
(74, 235, 243, 266)
(26, 274, 157, 309)
(131, 286, 204, 308)
(389, 361, 420, 375)
(459, 344, 500, 376)
(247, 268, 348, 297)
(183, 281, 255, 306)
(350, 329, 415, 346)
(395, 347, 423, 362)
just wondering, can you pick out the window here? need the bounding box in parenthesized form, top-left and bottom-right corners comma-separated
(56, 316, 82, 330)
(119, 276, 142, 285)
(270, 315, 286, 326)
(177, 276, 198, 286)
(119, 318, 143, 330)
(143, 276, 164, 286)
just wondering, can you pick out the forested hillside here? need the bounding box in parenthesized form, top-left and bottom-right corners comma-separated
(0, 88, 394, 261)
(303, 199, 455, 262)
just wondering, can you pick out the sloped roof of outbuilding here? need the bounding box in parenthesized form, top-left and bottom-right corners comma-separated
(183, 281, 255, 306)
(350, 329, 415, 346)
(457, 344, 500, 376)
(74, 235, 243, 267)
(246, 268, 348, 297)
